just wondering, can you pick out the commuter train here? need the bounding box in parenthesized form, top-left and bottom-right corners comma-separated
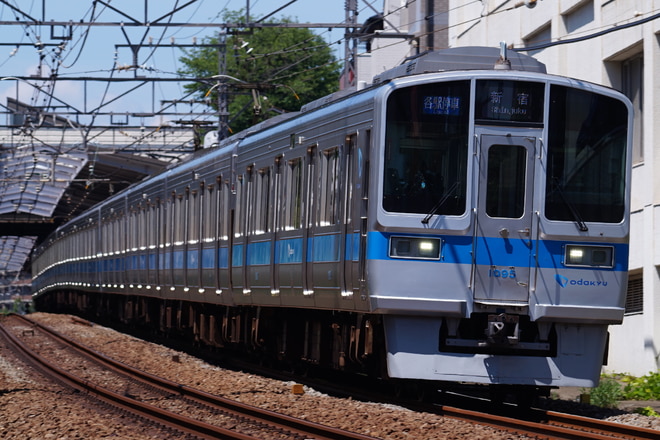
(32, 46, 633, 400)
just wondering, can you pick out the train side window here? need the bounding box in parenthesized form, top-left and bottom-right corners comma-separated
(109, 216, 116, 254)
(283, 158, 303, 230)
(103, 218, 109, 255)
(102, 218, 109, 255)
(318, 147, 340, 226)
(148, 204, 157, 249)
(344, 135, 356, 225)
(273, 157, 282, 232)
(234, 174, 245, 238)
(220, 180, 229, 240)
(133, 209, 140, 251)
(113, 215, 121, 254)
(89, 224, 97, 257)
(163, 198, 172, 247)
(140, 206, 148, 250)
(188, 190, 200, 244)
(132, 208, 138, 251)
(253, 167, 271, 235)
(174, 195, 185, 245)
(305, 147, 316, 228)
(202, 185, 216, 242)
(155, 200, 163, 249)
(135, 207, 143, 250)
(245, 167, 254, 235)
(109, 215, 115, 255)
(170, 198, 177, 246)
(128, 208, 139, 251)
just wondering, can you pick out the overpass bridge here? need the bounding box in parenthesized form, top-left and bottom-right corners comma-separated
(0, 118, 200, 289)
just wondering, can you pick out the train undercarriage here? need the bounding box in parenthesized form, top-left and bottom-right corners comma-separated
(35, 290, 385, 378)
(35, 290, 552, 406)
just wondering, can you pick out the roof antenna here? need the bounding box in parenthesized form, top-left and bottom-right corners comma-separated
(495, 41, 511, 70)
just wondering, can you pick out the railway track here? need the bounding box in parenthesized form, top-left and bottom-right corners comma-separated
(1, 313, 658, 440)
(0, 314, 377, 440)
(435, 405, 659, 440)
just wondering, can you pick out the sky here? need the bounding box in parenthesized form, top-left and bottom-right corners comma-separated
(0, 0, 352, 127)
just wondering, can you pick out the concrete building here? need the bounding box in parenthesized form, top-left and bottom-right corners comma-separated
(447, 0, 659, 376)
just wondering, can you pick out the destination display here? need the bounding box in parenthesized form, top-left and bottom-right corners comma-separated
(422, 95, 462, 115)
(475, 79, 544, 124)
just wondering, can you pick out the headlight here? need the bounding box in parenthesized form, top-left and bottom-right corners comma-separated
(389, 236, 441, 260)
(564, 245, 614, 268)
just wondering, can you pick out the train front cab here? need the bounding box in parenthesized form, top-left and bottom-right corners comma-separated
(370, 72, 632, 389)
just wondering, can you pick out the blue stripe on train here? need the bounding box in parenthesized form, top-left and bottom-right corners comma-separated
(106, 231, 627, 272)
(366, 231, 629, 271)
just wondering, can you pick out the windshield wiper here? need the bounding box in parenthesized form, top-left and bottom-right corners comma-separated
(552, 178, 588, 231)
(422, 181, 460, 224)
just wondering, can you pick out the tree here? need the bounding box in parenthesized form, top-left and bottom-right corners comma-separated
(179, 11, 341, 134)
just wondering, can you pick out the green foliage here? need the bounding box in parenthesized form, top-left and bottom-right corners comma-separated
(0, 299, 26, 315)
(178, 9, 341, 133)
(589, 377, 623, 408)
(584, 372, 660, 409)
(621, 371, 660, 400)
(634, 406, 660, 417)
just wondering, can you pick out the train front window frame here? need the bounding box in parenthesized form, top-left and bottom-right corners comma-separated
(382, 80, 470, 216)
(545, 85, 628, 224)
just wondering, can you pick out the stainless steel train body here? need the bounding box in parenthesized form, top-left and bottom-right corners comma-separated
(32, 47, 633, 390)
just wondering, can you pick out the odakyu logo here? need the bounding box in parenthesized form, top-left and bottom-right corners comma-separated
(555, 274, 608, 288)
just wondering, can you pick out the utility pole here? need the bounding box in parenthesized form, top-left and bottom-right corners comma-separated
(343, 0, 359, 89)
(217, 31, 229, 140)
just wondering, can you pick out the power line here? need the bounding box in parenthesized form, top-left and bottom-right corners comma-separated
(512, 10, 660, 52)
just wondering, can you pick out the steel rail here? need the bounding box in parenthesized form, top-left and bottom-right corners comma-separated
(436, 401, 660, 439)
(0, 316, 259, 439)
(440, 405, 613, 440)
(3, 314, 378, 440)
(545, 410, 660, 440)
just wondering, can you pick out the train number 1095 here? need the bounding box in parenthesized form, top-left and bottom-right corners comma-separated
(489, 268, 517, 279)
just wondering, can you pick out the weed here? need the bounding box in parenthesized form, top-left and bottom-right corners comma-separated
(589, 377, 623, 408)
(634, 406, 660, 417)
(621, 372, 660, 400)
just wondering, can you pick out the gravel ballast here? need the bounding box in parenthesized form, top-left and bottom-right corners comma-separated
(2, 313, 659, 439)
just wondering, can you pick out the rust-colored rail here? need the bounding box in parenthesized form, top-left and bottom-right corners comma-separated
(545, 410, 659, 440)
(438, 404, 659, 439)
(1, 314, 378, 440)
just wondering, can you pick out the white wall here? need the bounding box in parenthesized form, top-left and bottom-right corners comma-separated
(448, 0, 660, 375)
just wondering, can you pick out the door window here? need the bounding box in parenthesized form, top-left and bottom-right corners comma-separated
(486, 145, 527, 218)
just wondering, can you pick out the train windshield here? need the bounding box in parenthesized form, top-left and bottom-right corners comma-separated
(383, 81, 470, 215)
(545, 85, 629, 224)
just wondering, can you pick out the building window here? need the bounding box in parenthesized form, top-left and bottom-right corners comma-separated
(622, 54, 643, 164)
(523, 23, 551, 55)
(625, 275, 643, 315)
(563, 0, 594, 34)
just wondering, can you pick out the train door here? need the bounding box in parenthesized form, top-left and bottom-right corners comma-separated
(473, 133, 536, 303)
